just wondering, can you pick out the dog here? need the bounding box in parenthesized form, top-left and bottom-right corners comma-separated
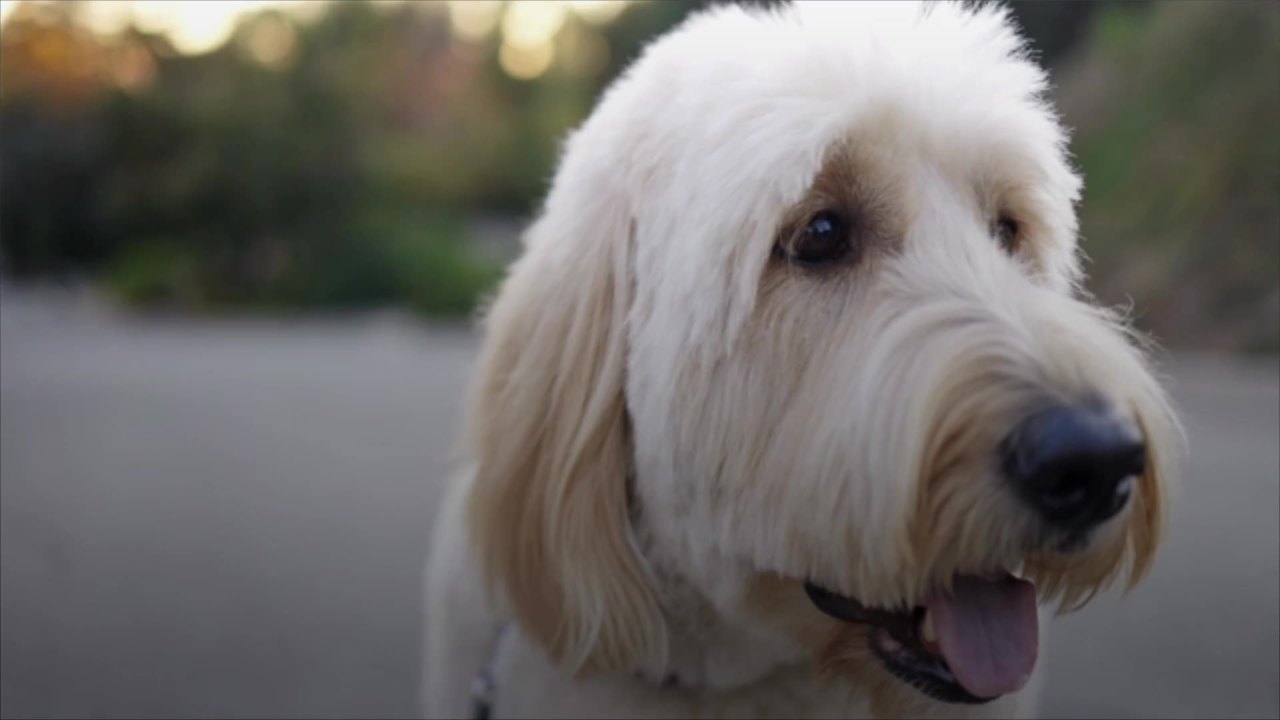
(422, 2, 1181, 717)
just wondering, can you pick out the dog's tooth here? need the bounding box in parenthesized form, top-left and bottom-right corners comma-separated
(920, 610, 937, 644)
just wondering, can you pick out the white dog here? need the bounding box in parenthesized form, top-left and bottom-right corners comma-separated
(423, 2, 1181, 718)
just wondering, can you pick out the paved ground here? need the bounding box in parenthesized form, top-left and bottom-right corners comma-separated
(1, 287, 1277, 719)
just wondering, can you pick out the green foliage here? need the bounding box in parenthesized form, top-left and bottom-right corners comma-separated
(1, 2, 510, 317)
(104, 241, 204, 308)
(288, 210, 501, 318)
(1059, 0, 1280, 352)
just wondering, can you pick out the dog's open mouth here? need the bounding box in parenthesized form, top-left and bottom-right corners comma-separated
(804, 573, 1037, 704)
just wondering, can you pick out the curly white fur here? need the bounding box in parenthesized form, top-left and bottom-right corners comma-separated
(422, 2, 1181, 718)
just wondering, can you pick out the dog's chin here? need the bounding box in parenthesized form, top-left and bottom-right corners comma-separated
(802, 572, 1039, 705)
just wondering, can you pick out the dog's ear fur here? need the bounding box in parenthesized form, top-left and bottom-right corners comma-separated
(464, 171, 666, 675)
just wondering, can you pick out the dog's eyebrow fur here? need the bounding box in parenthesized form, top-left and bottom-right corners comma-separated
(772, 140, 906, 272)
(973, 172, 1058, 279)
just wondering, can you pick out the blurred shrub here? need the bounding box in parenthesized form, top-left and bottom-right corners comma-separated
(0, 2, 516, 317)
(104, 242, 204, 308)
(288, 210, 501, 317)
(100, 209, 498, 318)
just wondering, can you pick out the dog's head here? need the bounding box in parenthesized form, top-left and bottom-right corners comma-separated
(465, 1, 1181, 714)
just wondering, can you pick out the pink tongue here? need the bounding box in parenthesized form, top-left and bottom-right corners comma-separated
(927, 574, 1038, 699)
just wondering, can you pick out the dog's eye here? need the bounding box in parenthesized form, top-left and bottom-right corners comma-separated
(784, 211, 851, 266)
(994, 215, 1020, 253)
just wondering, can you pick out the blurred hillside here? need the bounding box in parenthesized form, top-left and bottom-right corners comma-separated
(1055, 1, 1280, 353)
(0, 0, 1276, 350)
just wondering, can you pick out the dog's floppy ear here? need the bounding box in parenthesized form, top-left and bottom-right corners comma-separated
(464, 172, 666, 675)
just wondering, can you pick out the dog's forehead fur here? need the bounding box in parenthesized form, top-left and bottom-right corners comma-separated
(551, 2, 1083, 356)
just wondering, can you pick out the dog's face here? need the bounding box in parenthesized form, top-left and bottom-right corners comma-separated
(466, 2, 1180, 716)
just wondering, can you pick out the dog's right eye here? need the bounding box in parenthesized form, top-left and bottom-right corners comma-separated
(994, 214, 1020, 254)
(781, 211, 851, 266)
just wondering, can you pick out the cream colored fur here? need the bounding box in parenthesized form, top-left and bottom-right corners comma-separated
(422, 2, 1181, 718)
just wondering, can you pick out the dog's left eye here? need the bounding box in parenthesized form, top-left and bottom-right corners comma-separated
(782, 211, 852, 266)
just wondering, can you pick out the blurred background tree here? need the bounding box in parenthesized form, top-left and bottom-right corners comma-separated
(0, 0, 1275, 350)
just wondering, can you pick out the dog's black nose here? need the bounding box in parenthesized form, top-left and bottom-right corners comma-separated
(1002, 404, 1146, 531)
